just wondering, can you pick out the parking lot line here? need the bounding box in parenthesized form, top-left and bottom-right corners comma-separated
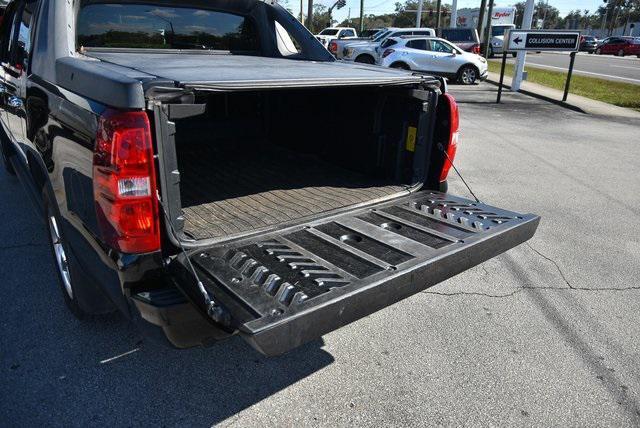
(525, 62, 640, 84)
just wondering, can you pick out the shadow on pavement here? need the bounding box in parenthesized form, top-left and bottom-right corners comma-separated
(0, 169, 334, 426)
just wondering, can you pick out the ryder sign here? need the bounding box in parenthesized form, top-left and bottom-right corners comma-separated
(506, 30, 580, 52)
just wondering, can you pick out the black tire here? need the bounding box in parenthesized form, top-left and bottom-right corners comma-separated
(488, 46, 494, 58)
(44, 192, 88, 319)
(511, 52, 517, 58)
(354, 55, 375, 64)
(0, 131, 16, 176)
(457, 65, 478, 85)
(390, 62, 410, 70)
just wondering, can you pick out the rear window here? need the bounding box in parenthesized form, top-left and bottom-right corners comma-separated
(77, 4, 259, 51)
(440, 28, 476, 42)
(319, 29, 339, 36)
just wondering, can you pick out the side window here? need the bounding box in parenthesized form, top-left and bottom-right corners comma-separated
(342, 29, 355, 38)
(274, 21, 302, 57)
(0, 3, 19, 64)
(413, 30, 433, 36)
(430, 40, 454, 53)
(15, 1, 33, 71)
(406, 39, 427, 50)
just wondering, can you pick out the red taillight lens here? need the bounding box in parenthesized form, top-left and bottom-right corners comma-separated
(382, 48, 395, 58)
(93, 109, 160, 253)
(329, 41, 337, 53)
(439, 93, 459, 182)
(472, 44, 480, 54)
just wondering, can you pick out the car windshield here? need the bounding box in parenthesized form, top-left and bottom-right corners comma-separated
(373, 30, 391, 42)
(77, 3, 259, 51)
(319, 29, 339, 35)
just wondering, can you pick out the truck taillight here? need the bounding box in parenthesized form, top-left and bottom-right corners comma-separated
(329, 41, 337, 53)
(439, 93, 459, 182)
(382, 48, 394, 58)
(93, 109, 160, 253)
(472, 43, 481, 54)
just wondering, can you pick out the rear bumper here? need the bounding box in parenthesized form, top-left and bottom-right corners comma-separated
(131, 287, 232, 348)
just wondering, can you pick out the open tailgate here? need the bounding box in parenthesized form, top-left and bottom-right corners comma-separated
(172, 191, 539, 356)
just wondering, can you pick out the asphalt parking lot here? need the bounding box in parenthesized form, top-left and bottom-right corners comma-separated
(1, 82, 640, 426)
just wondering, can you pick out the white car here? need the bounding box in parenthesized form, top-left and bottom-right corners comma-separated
(315, 27, 358, 48)
(377, 37, 488, 85)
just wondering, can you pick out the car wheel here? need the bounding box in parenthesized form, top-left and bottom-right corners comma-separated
(0, 130, 16, 176)
(617, 49, 624, 57)
(512, 52, 517, 57)
(488, 46, 494, 58)
(595, 48, 601, 55)
(390, 62, 410, 70)
(354, 55, 375, 64)
(44, 193, 88, 319)
(458, 65, 478, 85)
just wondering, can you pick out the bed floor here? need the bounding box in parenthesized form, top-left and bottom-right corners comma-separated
(178, 144, 409, 240)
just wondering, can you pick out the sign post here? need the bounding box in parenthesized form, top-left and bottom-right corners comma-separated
(497, 30, 580, 104)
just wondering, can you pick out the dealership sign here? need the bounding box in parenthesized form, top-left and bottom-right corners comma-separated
(506, 30, 580, 52)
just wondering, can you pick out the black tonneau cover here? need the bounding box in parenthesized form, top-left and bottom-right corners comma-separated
(84, 52, 426, 90)
(172, 191, 539, 356)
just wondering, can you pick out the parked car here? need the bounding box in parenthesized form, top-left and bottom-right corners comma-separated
(315, 27, 358, 48)
(438, 28, 481, 54)
(595, 36, 640, 57)
(487, 24, 517, 57)
(579, 35, 598, 53)
(337, 27, 436, 63)
(0, 0, 539, 356)
(327, 28, 383, 56)
(378, 37, 488, 85)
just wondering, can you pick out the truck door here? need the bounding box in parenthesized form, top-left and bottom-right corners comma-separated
(1, 0, 34, 164)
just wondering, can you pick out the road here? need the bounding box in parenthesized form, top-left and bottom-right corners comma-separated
(497, 52, 640, 85)
(1, 84, 640, 426)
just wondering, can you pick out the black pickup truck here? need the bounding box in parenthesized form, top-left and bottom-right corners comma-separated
(0, 0, 539, 356)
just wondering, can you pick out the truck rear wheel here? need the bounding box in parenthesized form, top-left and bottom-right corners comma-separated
(45, 195, 88, 319)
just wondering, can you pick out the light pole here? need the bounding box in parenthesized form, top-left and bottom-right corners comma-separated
(450, 0, 458, 28)
(416, 0, 424, 27)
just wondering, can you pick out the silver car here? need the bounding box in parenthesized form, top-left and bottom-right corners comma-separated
(378, 37, 488, 85)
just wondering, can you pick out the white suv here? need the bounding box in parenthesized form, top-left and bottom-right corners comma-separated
(378, 37, 488, 85)
(341, 27, 435, 64)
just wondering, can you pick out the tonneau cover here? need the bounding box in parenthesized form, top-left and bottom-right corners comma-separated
(85, 52, 426, 90)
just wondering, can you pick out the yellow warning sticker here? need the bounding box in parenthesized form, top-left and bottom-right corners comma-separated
(406, 126, 417, 152)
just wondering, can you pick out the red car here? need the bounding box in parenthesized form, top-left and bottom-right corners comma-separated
(595, 36, 640, 57)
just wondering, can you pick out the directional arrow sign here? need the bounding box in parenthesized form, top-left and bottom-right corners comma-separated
(506, 30, 580, 52)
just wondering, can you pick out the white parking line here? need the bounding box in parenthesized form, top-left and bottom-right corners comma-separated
(525, 62, 640, 83)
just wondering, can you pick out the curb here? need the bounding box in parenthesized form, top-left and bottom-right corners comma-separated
(484, 72, 640, 119)
(484, 75, 586, 114)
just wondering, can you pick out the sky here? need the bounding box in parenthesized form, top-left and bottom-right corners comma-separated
(284, 0, 603, 25)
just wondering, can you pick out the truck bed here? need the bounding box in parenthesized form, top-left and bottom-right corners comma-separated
(179, 144, 409, 240)
(83, 51, 425, 90)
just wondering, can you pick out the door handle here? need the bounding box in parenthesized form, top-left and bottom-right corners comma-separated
(7, 96, 23, 108)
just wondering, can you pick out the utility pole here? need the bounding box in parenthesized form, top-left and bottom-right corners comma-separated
(483, 0, 495, 59)
(300, 0, 304, 23)
(306, 0, 313, 32)
(435, 0, 442, 30)
(511, 0, 534, 91)
(477, 0, 488, 44)
(359, 0, 365, 33)
(450, 0, 458, 28)
(416, 0, 424, 27)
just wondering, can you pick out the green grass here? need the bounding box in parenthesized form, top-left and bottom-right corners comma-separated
(488, 60, 640, 111)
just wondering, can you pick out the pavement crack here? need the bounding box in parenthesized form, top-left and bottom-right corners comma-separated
(526, 242, 574, 288)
